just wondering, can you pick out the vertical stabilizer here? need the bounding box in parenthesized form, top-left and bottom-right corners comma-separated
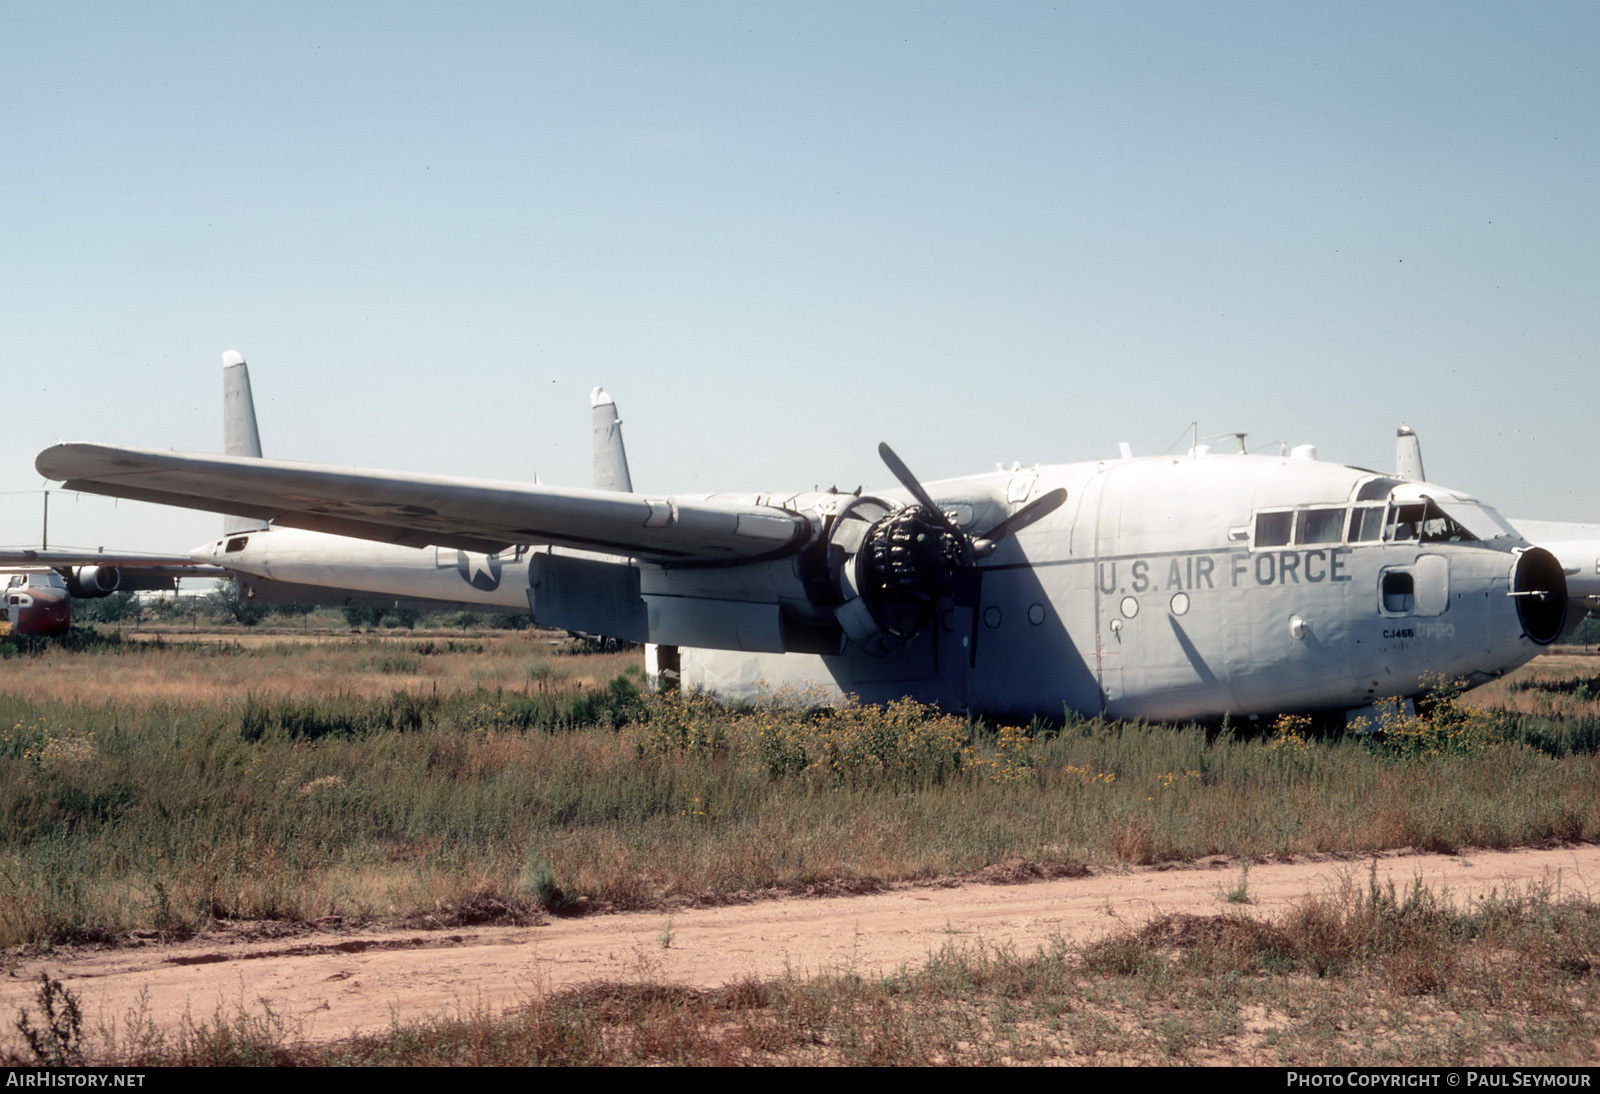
(1395, 424, 1425, 482)
(222, 350, 270, 534)
(223, 350, 263, 458)
(591, 387, 634, 493)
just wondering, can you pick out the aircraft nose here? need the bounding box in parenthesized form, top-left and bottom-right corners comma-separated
(1512, 546, 1567, 645)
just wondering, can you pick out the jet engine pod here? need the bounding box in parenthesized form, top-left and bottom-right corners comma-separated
(65, 566, 121, 598)
(827, 495, 971, 654)
(1512, 546, 1567, 645)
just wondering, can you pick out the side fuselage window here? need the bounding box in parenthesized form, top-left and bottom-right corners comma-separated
(1255, 511, 1292, 548)
(1295, 508, 1345, 545)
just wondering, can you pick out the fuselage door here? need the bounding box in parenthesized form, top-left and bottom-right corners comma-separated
(1413, 554, 1449, 616)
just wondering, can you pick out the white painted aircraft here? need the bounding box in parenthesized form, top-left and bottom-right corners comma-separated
(34, 409, 1568, 722)
(4, 353, 636, 621)
(1504, 520, 1600, 620)
(1395, 424, 1600, 624)
(196, 356, 633, 614)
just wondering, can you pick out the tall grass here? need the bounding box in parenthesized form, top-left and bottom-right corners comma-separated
(0, 639, 1598, 946)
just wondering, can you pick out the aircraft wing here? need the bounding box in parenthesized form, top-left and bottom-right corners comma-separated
(1511, 519, 1600, 607)
(0, 548, 227, 594)
(0, 548, 210, 568)
(36, 444, 811, 562)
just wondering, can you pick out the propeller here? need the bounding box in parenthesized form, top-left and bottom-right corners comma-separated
(852, 444, 1067, 638)
(878, 443, 1066, 553)
(970, 486, 1067, 557)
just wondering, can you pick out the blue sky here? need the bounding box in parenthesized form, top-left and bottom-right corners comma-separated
(3, 2, 1597, 553)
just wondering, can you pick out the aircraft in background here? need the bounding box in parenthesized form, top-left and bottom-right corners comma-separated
(0, 514, 222, 638)
(0, 573, 72, 638)
(2, 352, 636, 627)
(202, 356, 634, 615)
(35, 401, 1569, 723)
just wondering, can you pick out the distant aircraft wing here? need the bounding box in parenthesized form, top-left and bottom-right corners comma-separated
(0, 548, 207, 568)
(0, 548, 227, 594)
(1511, 519, 1600, 609)
(36, 444, 811, 563)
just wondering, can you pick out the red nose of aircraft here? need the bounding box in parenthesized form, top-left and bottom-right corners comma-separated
(2, 584, 72, 638)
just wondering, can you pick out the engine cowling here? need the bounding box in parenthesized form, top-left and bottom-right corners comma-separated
(827, 496, 970, 653)
(64, 566, 121, 598)
(812, 445, 1069, 656)
(1512, 546, 1567, 645)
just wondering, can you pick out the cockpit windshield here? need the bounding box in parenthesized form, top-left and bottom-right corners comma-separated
(6, 573, 66, 591)
(1426, 496, 1520, 543)
(1385, 500, 1473, 543)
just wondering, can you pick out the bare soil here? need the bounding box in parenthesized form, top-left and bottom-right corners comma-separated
(5, 843, 1595, 1049)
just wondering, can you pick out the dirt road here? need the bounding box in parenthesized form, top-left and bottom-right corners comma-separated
(4, 843, 1594, 1050)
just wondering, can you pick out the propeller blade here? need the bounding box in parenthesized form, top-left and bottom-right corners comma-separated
(972, 488, 1068, 557)
(877, 443, 957, 530)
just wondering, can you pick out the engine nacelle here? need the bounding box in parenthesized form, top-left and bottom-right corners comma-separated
(64, 566, 121, 598)
(826, 496, 970, 654)
(1512, 546, 1567, 645)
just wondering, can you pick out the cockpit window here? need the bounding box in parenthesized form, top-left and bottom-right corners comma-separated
(224, 537, 249, 553)
(1350, 505, 1386, 542)
(1386, 502, 1425, 542)
(1386, 500, 1475, 543)
(1295, 508, 1345, 545)
(1253, 492, 1487, 550)
(1418, 503, 1476, 543)
(1428, 496, 1519, 542)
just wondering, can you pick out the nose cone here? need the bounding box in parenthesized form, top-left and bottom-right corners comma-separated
(1513, 546, 1567, 645)
(16, 588, 71, 637)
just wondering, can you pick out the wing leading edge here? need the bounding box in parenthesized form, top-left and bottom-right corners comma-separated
(36, 444, 811, 563)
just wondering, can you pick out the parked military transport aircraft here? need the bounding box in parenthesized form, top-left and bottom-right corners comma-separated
(33, 401, 1569, 721)
(0, 572, 72, 637)
(201, 364, 636, 615)
(0, 556, 229, 637)
(0, 541, 221, 637)
(198, 355, 634, 615)
(2, 353, 636, 625)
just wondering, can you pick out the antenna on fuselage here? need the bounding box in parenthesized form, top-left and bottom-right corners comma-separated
(1199, 431, 1248, 455)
